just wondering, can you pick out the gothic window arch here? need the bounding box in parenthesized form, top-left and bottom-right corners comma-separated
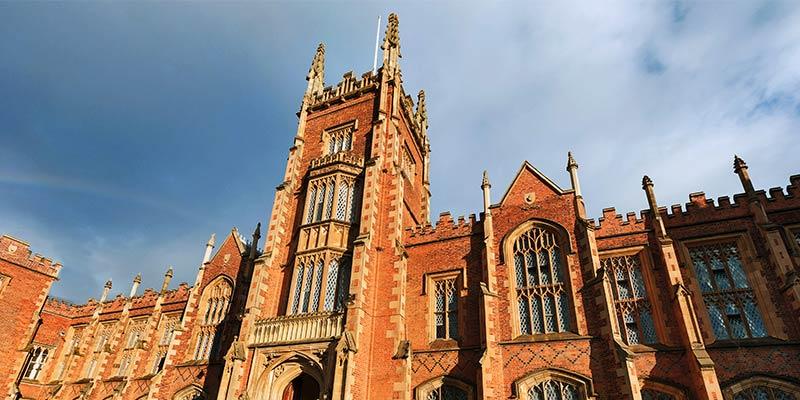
(414, 376, 474, 400)
(513, 368, 594, 400)
(173, 385, 206, 400)
(505, 221, 574, 337)
(325, 123, 354, 155)
(640, 380, 687, 400)
(681, 236, 769, 341)
(21, 345, 49, 381)
(193, 276, 233, 360)
(724, 376, 800, 400)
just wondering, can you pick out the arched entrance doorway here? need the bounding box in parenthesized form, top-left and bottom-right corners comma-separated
(281, 373, 320, 400)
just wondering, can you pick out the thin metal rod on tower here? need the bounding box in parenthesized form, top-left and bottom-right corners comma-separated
(372, 15, 381, 73)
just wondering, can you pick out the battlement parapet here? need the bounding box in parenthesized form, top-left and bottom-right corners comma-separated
(309, 71, 377, 110)
(595, 174, 800, 238)
(44, 297, 79, 317)
(0, 234, 62, 278)
(405, 212, 480, 245)
(310, 151, 365, 171)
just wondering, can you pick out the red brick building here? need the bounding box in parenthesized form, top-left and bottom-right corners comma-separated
(4, 13, 800, 400)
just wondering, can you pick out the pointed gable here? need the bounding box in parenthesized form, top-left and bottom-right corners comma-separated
(498, 161, 570, 207)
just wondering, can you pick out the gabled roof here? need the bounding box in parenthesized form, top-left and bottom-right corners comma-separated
(496, 161, 570, 207)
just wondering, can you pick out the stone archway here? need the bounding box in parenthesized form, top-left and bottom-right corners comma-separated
(281, 373, 321, 400)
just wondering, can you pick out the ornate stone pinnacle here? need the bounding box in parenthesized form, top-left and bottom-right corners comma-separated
(104, 279, 113, 289)
(207, 233, 216, 247)
(415, 90, 427, 127)
(165, 266, 174, 278)
(642, 175, 653, 189)
(566, 151, 578, 170)
(383, 13, 399, 49)
(733, 154, 747, 173)
(482, 170, 491, 188)
(252, 222, 261, 240)
(308, 43, 325, 79)
(133, 273, 142, 284)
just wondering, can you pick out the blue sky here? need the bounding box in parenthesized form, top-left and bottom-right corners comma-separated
(1, 2, 799, 302)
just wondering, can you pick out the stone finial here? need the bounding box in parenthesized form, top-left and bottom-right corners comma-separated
(207, 233, 216, 247)
(165, 266, 174, 278)
(415, 90, 428, 129)
(130, 273, 142, 297)
(308, 43, 325, 80)
(133, 273, 142, 284)
(566, 151, 578, 171)
(252, 222, 261, 241)
(733, 154, 747, 173)
(104, 279, 113, 289)
(160, 266, 174, 294)
(383, 13, 400, 50)
(482, 170, 491, 188)
(642, 175, 653, 189)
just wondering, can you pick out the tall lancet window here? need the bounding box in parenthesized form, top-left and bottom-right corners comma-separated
(688, 240, 767, 340)
(193, 277, 232, 360)
(292, 254, 351, 314)
(601, 253, 658, 345)
(511, 225, 571, 336)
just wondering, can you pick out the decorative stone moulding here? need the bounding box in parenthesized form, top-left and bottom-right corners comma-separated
(251, 311, 344, 346)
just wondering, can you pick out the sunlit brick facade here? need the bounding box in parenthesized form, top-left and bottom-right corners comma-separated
(4, 13, 800, 400)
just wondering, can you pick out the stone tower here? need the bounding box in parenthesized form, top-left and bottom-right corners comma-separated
(223, 13, 431, 400)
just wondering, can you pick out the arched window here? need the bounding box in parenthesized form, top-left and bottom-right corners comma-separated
(514, 369, 592, 400)
(641, 389, 676, 400)
(725, 376, 800, 400)
(22, 346, 49, 381)
(686, 240, 767, 340)
(510, 225, 571, 335)
(305, 177, 360, 225)
(173, 385, 205, 400)
(415, 376, 474, 400)
(193, 277, 232, 360)
(639, 381, 686, 400)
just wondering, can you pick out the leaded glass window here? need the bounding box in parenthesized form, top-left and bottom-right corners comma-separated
(433, 278, 458, 340)
(22, 346, 48, 381)
(601, 254, 657, 345)
(513, 227, 571, 335)
(336, 183, 349, 221)
(291, 263, 305, 314)
(336, 258, 352, 310)
(791, 229, 800, 250)
(688, 241, 766, 339)
(527, 379, 580, 400)
(306, 187, 317, 224)
(323, 259, 339, 311)
(426, 384, 468, 400)
(641, 389, 676, 400)
(311, 259, 324, 311)
(327, 126, 353, 155)
(315, 183, 326, 221)
(733, 386, 798, 400)
(301, 261, 316, 313)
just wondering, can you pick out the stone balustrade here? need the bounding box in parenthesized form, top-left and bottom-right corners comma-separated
(251, 311, 343, 346)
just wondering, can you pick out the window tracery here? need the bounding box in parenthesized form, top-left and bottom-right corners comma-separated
(641, 389, 677, 400)
(601, 253, 657, 345)
(193, 278, 232, 360)
(326, 125, 353, 155)
(433, 277, 458, 340)
(726, 377, 800, 400)
(511, 226, 571, 335)
(305, 176, 360, 225)
(415, 376, 473, 400)
(291, 253, 351, 314)
(513, 369, 591, 400)
(687, 241, 766, 340)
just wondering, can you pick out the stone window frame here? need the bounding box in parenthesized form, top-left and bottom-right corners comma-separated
(414, 376, 474, 400)
(401, 142, 416, 183)
(512, 367, 595, 400)
(287, 251, 352, 315)
(502, 219, 580, 340)
(52, 324, 86, 380)
(322, 120, 357, 156)
(783, 224, 800, 256)
(303, 174, 360, 225)
(640, 380, 688, 400)
(21, 343, 52, 381)
(676, 233, 783, 344)
(191, 275, 234, 361)
(424, 270, 465, 344)
(598, 246, 668, 348)
(723, 375, 800, 399)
